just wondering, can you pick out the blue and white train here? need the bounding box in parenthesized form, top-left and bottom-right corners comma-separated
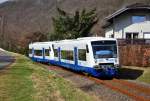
(29, 37, 119, 77)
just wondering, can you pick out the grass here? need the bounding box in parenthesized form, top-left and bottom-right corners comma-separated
(0, 53, 98, 101)
(136, 67, 150, 84)
(0, 54, 34, 101)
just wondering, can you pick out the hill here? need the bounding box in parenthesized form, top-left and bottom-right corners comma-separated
(0, 0, 150, 52)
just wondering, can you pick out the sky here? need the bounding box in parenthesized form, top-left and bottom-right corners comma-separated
(0, 0, 9, 4)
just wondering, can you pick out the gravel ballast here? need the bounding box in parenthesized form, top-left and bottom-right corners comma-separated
(48, 67, 135, 101)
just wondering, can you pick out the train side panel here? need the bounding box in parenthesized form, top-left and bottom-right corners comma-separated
(29, 37, 119, 77)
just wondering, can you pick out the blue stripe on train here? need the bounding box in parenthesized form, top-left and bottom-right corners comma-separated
(31, 57, 117, 77)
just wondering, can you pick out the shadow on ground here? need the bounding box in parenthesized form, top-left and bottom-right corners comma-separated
(115, 68, 144, 80)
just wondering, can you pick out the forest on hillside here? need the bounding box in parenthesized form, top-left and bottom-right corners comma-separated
(0, 0, 150, 54)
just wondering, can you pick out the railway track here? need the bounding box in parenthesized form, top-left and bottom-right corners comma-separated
(45, 65, 150, 101)
(113, 78, 150, 94)
(90, 77, 150, 101)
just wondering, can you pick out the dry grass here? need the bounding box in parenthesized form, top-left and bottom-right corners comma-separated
(0, 53, 98, 101)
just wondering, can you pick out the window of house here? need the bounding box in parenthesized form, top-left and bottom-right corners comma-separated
(144, 32, 150, 39)
(126, 32, 139, 39)
(132, 16, 146, 23)
(110, 34, 114, 38)
(61, 50, 74, 60)
(133, 33, 139, 39)
(78, 49, 86, 61)
(126, 33, 132, 39)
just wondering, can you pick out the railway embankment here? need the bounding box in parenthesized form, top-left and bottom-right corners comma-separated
(0, 52, 98, 101)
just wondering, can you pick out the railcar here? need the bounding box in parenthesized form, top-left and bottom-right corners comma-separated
(29, 37, 119, 77)
(29, 42, 54, 63)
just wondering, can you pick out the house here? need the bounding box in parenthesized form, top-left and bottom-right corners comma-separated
(103, 3, 150, 39)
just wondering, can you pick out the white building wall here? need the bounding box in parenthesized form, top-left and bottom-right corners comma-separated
(105, 26, 113, 38)
(113, 13, 131, 39)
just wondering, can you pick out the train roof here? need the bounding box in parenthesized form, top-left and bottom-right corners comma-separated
(29, 42, 53, 49)
(29, 42, 52, 46)
(29, 37, 117, 46)
(77, 37, 116, 41)
(54, 37, 117, 44)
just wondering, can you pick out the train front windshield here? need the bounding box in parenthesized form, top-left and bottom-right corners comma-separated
(91, 41, 117, 59)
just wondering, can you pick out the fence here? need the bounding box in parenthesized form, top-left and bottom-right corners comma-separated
(118, 39, 150, 67)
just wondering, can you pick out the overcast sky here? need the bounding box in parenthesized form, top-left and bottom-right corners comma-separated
(0, 0, 9, 4)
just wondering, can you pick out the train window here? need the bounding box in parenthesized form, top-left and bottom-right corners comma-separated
(34, 50, 42, 56)
(45, 49, 49, 56)
(49, 47, 51, 51)
(86, 45, 89, 53)
(54, 49, 58, 57)
(61, 50, 73, 60)
(91, 41, 117, 59)
(29, 49, 32, 54)
(78, 49, 86, 61)
(91, 41, 116, 45)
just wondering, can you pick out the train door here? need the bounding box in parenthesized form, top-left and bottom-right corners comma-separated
(58, 47, 61, 62)
(77, 44, 89, 67)
(49, 46, 51, 58)
(44, 47, 51, 61)
(42, 48, 45, 60)
(32, 48, 34, 58)
(74, 47, 78, 66)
